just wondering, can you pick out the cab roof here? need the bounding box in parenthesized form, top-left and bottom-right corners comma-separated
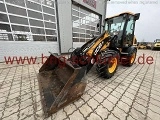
(105, 12, 136, 20)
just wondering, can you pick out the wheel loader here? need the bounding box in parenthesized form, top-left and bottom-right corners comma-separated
(38, 12, 140, 117)
(151, 39, 160, 50)
(138, 42, 147, 49)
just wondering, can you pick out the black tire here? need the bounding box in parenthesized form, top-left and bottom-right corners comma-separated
(96, 50, 119, 79)
(125, 50, 137, 67)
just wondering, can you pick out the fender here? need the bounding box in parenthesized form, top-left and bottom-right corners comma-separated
(122, 46, 137, 56)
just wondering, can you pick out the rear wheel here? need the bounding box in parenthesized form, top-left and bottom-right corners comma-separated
(96, 50, 119, 79)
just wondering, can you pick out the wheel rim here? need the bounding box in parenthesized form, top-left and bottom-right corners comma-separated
(108, 57, 117, 73)
(130, 53, 136, 63)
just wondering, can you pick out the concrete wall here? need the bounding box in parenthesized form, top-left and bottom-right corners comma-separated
(0, 41, 59, 62)
(56, 0, 73, 53)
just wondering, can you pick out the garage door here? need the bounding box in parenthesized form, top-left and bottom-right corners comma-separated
(72, 4, 101, 49)
(0, 0, 59, 62)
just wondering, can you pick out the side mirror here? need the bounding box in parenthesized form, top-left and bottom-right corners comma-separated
(135, 13, 140, 20)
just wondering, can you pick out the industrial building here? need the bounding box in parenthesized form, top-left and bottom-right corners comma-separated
(0, 0, 107, 62)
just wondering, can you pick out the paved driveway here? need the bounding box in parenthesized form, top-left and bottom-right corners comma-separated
(0, 50, 160, 120)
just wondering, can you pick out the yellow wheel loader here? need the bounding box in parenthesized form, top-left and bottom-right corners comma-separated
(138, 42, 147, 49)
(38, 12, 140, 117)
(151, 39, 160, 50)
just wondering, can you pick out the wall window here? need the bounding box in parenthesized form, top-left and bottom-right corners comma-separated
(12, 25, 30, 32)
(10, 15, 28, 25)
(7, 5, 27, 16)
(72, 4, 100, 42)
(14, 34, 28, 41)
(43, 6, 55, 15)
(0, 13, 9, 22)
(0, 3, 6, 12)
(46, 36, 57, 41)
(72, 16, 79, 22)
(31, 27, 44, 34)
(42, 0, 54, 7)
(5, 0, 25, 7)
(0, 33, 13, 41)
(72, 10, 79, 16)
(80, 38, 85, 42)
(29, 19, 44, 27)
(28, 10, 43, 19)
(72, 4, 79, 10)
(26, 0, 42, 12)
(73, 27, 79, 33)
(80, 9, 90, 15)
(45, 22, 56, 29)
(33, 35, 45, 41)
(44, 14, 55, 22)
(73, 38, 79, 42)
(73, 33, 79, 38)
(45, 29, 56, 35)
(0, 23, 11, 32)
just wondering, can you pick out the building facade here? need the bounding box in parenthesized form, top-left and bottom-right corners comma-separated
(0, 0, 107, 62)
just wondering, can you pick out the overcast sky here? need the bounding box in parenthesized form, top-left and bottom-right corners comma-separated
(106, 0, 160, 42)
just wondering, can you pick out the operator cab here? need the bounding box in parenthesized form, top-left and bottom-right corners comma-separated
(105, 12, 140, 48)
(154, 39, 160, 43)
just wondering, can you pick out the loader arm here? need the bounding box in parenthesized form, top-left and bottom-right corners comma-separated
(81, 31, 110, 56)
(69, 31, 116, 73)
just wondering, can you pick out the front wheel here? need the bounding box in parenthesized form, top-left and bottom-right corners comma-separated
(96, 50, 119, 79)
(125, 50, 137, 67)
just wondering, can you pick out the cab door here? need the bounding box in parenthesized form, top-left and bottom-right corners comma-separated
(123, 15, 135, 47)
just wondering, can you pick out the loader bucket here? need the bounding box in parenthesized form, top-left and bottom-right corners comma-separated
(38, 53, 87, 117)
